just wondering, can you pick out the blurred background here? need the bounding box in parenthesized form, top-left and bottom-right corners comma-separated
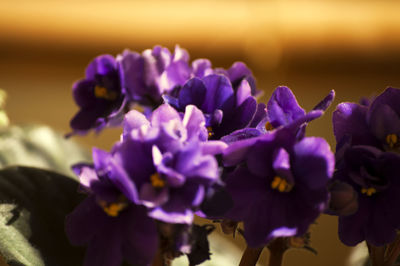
(1, 0, 400, 265)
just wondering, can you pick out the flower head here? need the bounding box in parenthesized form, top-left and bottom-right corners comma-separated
(163, 74, 258, 139)
(333, 87, 400, 155)
(222, 128, 334, 247)
(66, 148, 158, 266)
(70, 55, 126, 135)
(330, 146, 400, 246)
(114, 104, 227, 224)
(118, 45, 191, 106)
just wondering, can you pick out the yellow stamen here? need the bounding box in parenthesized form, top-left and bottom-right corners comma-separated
(94, 85, 117, 100)
(207, 126, 214, 138)
(271, 176, 293, 192)
(150, 173, 165, 188)
(98, 198, 128, 217)
(361, 187, 376, 196)
(386, 134, 398, 148)
(265, 122, 274, 131)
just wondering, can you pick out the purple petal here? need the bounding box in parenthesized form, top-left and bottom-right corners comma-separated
(368, 87, 400, 119)
(123, 110, 150, 139)
(200, 141, 228, 155)
(368, 104, 400, 140)
(86, 54, 116, 79)
(333, 102, 377, 146)
(182, 105, 207, 141)
(150, 104, 181, 126)
(222, 135, 262, 167)
(139, 183, 169, 208)
(117, 50, 146, 99)
(312, 90, 335, 111)
(227, 62, 252, 84)
(236, 79, 252, 106)
(72, 80, 97, 108)
(201, 74, 234, 113)
(327, 180, 358, 216)
(272, 148, 293, 184)
(293, 137, 334, 189)
(192, 59, 213, 78)
(249, 103, 267, 128)
(179, 78, 207, 109)
(267, 86, 306, 128)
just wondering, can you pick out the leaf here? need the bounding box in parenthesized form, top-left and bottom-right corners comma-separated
(0, 125, 89, 178)
(0, 166, 85, 266)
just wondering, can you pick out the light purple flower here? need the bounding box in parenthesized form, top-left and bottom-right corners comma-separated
(114, 104, 227, 224)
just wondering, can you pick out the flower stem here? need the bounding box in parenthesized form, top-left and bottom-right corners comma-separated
(367, 242, 385, 266)
(384, 235, 400, 266)
(152, 249, 171, 266)
(267, 238, 288, 266)
(239, 246, 264, 266)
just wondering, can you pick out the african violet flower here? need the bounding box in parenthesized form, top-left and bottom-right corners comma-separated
(331, 146, 400, 246)
(333, 87, 400, 156)
(222, 128, 334, 247)
(163, 74, 258, 139)
(65, 148, 158, 266)
(118, 45, 191, 106)
(191, 59, 259, 96)
(70, 55, 126, 135)
(114, 103, 227, 224)
(221, 86, 334, 144)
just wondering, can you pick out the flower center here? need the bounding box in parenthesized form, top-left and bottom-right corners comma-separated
(271, 176, 293, 192)
(150, 173, 165, 188)
(94, 85, 117, 100)
(98, 196, 128, 217)
(386, 134, 398, 149)
(207, 126, 214, 138)
(361, 187, 376, 196)
(265, 121, 274, 131)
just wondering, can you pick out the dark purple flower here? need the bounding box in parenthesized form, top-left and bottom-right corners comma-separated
(66, 148, 158, 266)
(114, 104, 227, 224)
(221, 128, 334, 247)
(70, 55, 126, 135)
(331, 146, 400, 246)
(163, 74, 258, 139)
(118, 45, 191, 106)
(220, 87, 334, 144)
(192, 59, 259, 96)
(256, 86, 335, 137)
(333, 87, 400, 154)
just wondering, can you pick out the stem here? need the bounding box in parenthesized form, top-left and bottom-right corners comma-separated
(367, 242, 385, 266)
(267, 238, 288, 266)
(384, 236, 400, 266)
(239, 246, 264, 266)
(151, 249, 171, 266)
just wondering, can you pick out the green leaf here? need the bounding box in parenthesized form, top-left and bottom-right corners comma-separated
(0, 166, 85, 266)
(0, 125, 89, 178)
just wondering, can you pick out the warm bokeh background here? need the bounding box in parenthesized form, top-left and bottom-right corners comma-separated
(1, 0, 400, 265)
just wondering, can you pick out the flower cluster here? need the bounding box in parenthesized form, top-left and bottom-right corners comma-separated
(330, 87, 400, 247)
(66, 45, 337, 265)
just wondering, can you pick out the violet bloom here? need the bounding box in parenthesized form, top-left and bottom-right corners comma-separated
(222, 128, 334, 247)
(163, 74, 258, 139)
(331, 146, 400, 246)
(333, 87, 400, 155)
(114, 104, 227, 224)
(221, 87, 334, 144)
(118, 45, 191, 106)
(65, 148, 158, 266)
(70, 55, 126, 135)
(192, 59, 259, 96)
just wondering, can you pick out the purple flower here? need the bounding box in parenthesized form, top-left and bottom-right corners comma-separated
(163, 74, 258, 139)
(192, 59, 259, 96)
(65, 148, 158, 266)
(333, 87, 400, 154)
(221, 86, 334, 144)
(222, 128, 334, 247)
(70, 55, 126, 135)
(118, 45, 191, 106)
(114, 104, 227, 224)
(331, 146, 400, 246)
